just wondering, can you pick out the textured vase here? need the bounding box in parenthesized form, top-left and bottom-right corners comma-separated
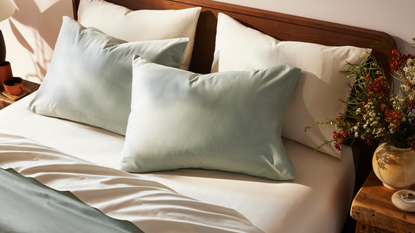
(373, 143, 415, 190)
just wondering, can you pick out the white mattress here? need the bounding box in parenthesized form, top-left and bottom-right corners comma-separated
(0, 93, 355, 233)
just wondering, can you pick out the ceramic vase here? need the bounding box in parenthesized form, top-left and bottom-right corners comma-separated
(0, 61, 13, 87)
(373, 143, 415, 190)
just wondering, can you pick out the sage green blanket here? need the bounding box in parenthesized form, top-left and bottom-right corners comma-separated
(0, 168, 144, 233)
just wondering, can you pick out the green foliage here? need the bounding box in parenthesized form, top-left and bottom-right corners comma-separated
(306, 51, 415, 151)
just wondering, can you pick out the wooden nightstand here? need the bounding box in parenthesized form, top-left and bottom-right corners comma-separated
(351, 171, 415, 233)
(0, 79, 40, 110)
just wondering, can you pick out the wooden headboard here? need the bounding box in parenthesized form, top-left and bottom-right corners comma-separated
(72, 0, 396, 75)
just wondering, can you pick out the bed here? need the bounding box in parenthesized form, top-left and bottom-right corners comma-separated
(0, 0, 396, 232)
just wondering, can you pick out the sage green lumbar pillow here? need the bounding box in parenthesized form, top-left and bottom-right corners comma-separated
(28, 16, 188, 135)
(118, 56, 301, 180)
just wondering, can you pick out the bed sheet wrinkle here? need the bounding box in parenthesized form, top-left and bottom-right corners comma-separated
(142, 140, 354, 233)
(0, 94, 354, 233)
(0, 128, 264, 233)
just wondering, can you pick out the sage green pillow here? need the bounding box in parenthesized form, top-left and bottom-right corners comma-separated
(118, 57, 301, 180)
(28, 16, 188, 135)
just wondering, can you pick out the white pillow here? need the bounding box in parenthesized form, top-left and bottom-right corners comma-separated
(212, 13, 371, 159)
(77, 0, 201, 70)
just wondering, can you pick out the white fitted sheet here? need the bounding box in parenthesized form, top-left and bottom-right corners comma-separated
(0, 93, 355, 233)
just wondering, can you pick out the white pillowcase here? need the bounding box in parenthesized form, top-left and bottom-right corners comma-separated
(77, 0, 201, 70)
(212, 13, 371, 159)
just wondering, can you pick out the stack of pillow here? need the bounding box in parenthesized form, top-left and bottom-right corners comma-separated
(28, 0, 369, 180)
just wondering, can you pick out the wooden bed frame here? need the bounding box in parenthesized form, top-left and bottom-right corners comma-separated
(71, 1, 396, 229)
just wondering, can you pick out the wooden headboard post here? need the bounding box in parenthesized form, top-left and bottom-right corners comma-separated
(72, 0, 80, 20)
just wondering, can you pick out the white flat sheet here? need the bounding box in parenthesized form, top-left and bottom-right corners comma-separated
(0, 93, 355, 233)
(0, 129, 263, 233)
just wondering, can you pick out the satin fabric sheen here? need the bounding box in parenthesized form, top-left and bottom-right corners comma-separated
(0, 129, 264, 233)
(0, 95, 355, 233)
(0, 168, 143, 233)
(28, 17, 188, 135)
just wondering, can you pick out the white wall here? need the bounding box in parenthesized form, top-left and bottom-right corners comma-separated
(0, 0, 73, 83)
(0, 0, 414, 83)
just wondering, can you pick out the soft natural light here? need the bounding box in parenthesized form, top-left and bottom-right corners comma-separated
(34, 0, 61, 13)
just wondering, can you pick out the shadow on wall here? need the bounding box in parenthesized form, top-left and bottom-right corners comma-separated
(392, 36, 415, 55)
(8, 0, 72, 82)
(391, 36, 415, 94)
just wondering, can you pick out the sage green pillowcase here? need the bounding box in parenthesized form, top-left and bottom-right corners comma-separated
(28, 16, 188, 135)
(118, 57, 301, 180)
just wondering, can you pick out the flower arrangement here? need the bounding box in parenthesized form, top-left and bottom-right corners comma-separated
(305, 38, 415, 151)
